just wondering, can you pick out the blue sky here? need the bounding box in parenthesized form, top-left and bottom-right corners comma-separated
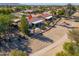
(0, 3, 79, 6)
(21, 3, 79, 5)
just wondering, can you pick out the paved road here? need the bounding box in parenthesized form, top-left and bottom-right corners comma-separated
(30, 34, 68, 56)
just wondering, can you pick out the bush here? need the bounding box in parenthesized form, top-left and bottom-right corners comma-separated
(63, 42, 74, 54)
(41, 25, 46, 30)
(9, 49, 27, 56)
(0, 14, 13, 34)
(56, 51, 67, 56)
(68, 29, 79, 43)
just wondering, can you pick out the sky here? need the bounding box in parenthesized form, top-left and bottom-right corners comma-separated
(0, 3, 79, 6)
(22, 3, 79, 5)
(0, 0, 79, 3)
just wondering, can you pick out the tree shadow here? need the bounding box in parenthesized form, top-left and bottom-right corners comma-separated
(0, 34, 32, 55)
(30, 33, 53, 43)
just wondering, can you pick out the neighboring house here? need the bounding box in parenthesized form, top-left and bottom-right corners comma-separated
(42, 12, 53, 21)
(24, 9, 34, 13)
(12, 19, 21, 26)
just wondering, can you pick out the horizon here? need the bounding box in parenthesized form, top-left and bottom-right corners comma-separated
(0, 3, 79, 6)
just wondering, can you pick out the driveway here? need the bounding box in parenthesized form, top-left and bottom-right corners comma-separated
(30, 34, 68, 56)
(29, 26, 68, 54)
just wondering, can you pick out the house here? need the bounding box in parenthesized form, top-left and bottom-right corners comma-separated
(27, 15, 44, 28)
(42, 12, 53, 21)
(24, 9, 34, 14)
(26, 14, 45, 33)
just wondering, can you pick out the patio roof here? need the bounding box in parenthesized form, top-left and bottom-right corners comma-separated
(32, 20, 43, 24)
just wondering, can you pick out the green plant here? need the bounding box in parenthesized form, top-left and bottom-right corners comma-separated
(63, 42, 75, 54)
(19, 15, 30, 35)
(41, 25, 46, 30)
(68, 29, 79, 43)
(9, 49, 27, 56)
(0, 14, 13, 34)
(56, 51, 67, 56)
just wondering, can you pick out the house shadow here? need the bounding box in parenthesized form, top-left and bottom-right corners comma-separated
(30, 33, 53, 43)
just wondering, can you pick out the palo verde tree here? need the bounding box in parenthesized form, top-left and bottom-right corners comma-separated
(19, 15, 30, 36)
